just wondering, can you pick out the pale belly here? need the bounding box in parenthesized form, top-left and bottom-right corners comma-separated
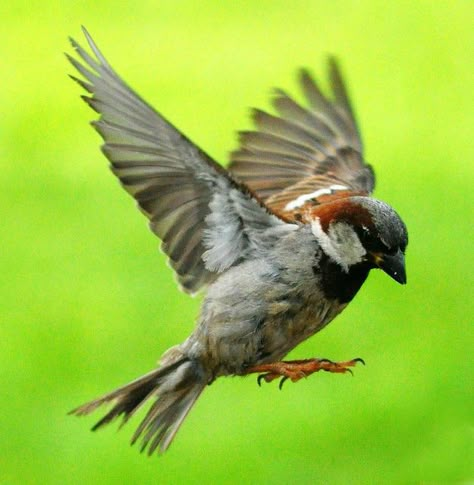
(257, 297, 346, 365)
(183, 253, 349, 377)
(200, 292, 347, 377)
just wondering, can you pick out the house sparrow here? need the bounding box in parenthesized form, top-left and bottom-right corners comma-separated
(68, 27, 408, 455)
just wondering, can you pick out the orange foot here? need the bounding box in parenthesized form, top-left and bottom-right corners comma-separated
(246, 358, 365, 389)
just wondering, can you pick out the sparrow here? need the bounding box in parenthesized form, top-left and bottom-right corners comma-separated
(67, 27, 408, 455)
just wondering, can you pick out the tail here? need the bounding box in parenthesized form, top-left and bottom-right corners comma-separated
(70, 358, 207, 455)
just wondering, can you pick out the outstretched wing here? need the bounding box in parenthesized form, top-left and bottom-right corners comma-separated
(228, 59, 375, 221)
(67, 28, 288, 294)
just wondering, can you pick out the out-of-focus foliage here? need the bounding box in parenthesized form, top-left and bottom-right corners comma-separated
(1, 1, 472, 483)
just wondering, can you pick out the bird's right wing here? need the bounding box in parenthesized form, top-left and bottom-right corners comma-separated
(67, 28, 290, 294)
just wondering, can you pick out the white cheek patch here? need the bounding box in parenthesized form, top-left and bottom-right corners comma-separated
(284, 185, 348, 211)
(311, 218, 366, 272)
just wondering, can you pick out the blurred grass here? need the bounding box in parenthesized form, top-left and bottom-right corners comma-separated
(0, 1, 473, 483)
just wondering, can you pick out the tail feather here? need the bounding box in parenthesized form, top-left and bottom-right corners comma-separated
(137, 383, 204, 454)
(70, 358, 207, 454)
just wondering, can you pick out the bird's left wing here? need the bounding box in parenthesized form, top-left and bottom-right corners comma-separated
(228, 59, 375, 223)
(67, 28, 290, 294)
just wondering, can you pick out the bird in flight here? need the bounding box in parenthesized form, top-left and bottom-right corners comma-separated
(67, 27, 408, 455)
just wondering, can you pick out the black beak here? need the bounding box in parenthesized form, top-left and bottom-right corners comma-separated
(378, 249, 406, 284)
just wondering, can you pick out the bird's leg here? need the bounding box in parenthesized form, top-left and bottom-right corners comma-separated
(246, 358, 365, 389)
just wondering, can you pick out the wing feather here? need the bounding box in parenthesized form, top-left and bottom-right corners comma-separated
(69, 27, 287, 293)
(229, 59, 374, 220)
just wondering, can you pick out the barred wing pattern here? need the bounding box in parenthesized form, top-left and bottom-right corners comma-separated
(229, 60, 375, 220)
(68, 28, 286, 294)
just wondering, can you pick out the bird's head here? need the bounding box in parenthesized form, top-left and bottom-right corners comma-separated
(309, 196, 408, 283)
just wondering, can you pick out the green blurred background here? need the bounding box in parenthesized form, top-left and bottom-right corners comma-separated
(1, 1, 472, 483)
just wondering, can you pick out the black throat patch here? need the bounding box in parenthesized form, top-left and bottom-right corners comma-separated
(314, 252, 371, 304)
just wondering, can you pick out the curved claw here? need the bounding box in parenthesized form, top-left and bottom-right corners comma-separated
(319, 358, 333, 364)
(250, 356, 365, 388)
(278, 376, 288, 390)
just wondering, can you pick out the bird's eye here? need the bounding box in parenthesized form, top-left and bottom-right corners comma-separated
(358, 226, 371, 245)
(357, 227, 392, 254)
